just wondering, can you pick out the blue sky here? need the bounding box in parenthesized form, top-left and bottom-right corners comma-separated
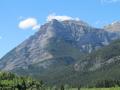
(0, 0, 120, 58)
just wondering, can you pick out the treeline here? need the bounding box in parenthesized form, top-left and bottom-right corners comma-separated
(94, 79, 120, 88)
(1, 72, 120, 90)
(0, 72, 74, 90)
(0, 72, 45, 90)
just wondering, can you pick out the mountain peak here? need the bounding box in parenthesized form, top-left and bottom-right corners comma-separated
(0, 18, 119, 72)
(49, 19, 62, 26)
(111, 21, 120, 25)
(47, 18, 90, 27)
(104, 21, 120, 32)
(62, 20, 90, 28)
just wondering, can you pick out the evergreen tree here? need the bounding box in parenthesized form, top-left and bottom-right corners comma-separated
(60, 85, 64, 90)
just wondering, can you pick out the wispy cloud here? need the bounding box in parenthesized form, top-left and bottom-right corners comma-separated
(94, 20, 109, 27)
(46, 13, 80, 22)
(18, 18, 40, 30)
(100, 0, 120, 4)
(95, 20, 101, 25)
(32, 24, 41, 30)
(18, 16, 24, 20)
(0, 36, 2, 40)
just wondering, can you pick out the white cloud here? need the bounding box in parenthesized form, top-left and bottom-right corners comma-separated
(18, 18, 40, 30)
(46, 13, 80, 22)
(101, 0, 120, 3)
(32, 24, 40, 30)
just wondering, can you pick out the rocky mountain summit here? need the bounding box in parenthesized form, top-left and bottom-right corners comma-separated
(104, 21, 120, 32)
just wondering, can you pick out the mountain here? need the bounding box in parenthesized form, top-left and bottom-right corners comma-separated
(44, 39, 120, 86)
(104, 21, 120, 32)
(0, 19, 120, 86)
(22, 39, 120, 87)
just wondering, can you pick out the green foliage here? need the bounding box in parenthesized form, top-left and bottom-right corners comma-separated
(0, 71, 44, 90)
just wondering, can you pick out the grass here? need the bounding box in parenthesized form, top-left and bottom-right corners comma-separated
(45, 87, 120, 90)
(71, 87, 120, 90)
(2, 87, 119, 90)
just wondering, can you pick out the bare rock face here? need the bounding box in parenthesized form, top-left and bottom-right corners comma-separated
(0, 19, 119, 73)
(104, 21, 120, 32)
